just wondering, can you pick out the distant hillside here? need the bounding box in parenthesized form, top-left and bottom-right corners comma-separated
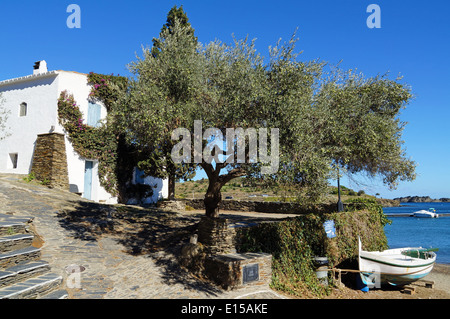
(175, 178, 399, 207)
(394, 196, 450, 203)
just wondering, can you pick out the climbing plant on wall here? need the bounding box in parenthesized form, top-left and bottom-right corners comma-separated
(57, 90, 119, 196)
(57, 73, 125, 195)
(87, 72, 128, 111)
(58, 72, 157, 202)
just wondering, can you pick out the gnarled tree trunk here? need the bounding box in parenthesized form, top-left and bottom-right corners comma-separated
(201, 163, 246, 218)
(168, 174, 176, 200)
(204, 177, 223, 218)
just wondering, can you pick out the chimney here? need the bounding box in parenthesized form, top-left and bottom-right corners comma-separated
(33, 60, 48, 75)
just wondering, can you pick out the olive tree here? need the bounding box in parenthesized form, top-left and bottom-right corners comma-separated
(111, 18, 201, 200)
(312, 68, 416, 189)
(117, 16, 415, 217)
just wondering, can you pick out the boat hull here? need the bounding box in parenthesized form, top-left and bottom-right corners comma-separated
(413, 209, 438, 218)
(414, 213, 438, 218)
(358, 239, 436, 288)
(359, 254, 435, 286)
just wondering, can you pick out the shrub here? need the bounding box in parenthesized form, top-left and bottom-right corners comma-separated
(348, 190, 357, 196)
(236, 205, 388, 297)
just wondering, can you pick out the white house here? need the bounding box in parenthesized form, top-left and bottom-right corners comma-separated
(0, 60, 168, 204)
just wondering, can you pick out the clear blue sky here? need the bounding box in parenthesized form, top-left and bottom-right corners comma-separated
(0, 0, 448, 199)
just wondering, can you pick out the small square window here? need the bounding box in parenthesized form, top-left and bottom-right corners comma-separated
(9, 153, 18, 169)
(19, 102, 27, 117)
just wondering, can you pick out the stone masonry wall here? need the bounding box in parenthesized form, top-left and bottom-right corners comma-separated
(205, 252, 272, 290)
(197, 216, 236, 255)
(191, 216, 273, 290)
(182, 198, 337, 215)
(31, 133, 69, 191)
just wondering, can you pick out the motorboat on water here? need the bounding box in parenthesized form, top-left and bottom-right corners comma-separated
(358, 237, 437, 289)
(413, 208, 439, 218)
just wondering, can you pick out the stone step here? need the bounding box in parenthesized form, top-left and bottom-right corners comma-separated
(0, 261, 51, 288)
(40, 289, 69, 299)
(0, 221, 27, 236)
(0, 214, 67, 299)
(0, 272, 62, 299)
(0, 214, 34, 224)
(0, 246, 41, 269)
(0, 234, 34, 253)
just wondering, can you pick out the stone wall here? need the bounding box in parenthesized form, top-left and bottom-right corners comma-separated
(157, 200, 186, 211)
(182, 198, 337, 215)
(197, 216, 236, 255)
(181, 216, 273, 290)
(31, 133, 69, 190)
(205, 252, 272, 290)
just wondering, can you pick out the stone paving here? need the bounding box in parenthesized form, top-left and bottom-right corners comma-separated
(0, 174, 288, 299)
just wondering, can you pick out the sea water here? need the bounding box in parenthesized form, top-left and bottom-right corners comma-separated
(383, 202, 450, 264)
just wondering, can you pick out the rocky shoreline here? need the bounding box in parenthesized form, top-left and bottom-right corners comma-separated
(376, 198, 400, 207)
(394, 196, 450, 203)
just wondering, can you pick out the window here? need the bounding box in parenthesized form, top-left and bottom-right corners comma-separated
(9, 153, 18, 169)
(19, 102, 27, 117)
(87, 102, 101, 127)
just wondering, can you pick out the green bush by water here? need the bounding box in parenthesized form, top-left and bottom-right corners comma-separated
(236, 198, 389, 297)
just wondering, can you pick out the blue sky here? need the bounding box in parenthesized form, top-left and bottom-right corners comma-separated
(0, 0, 449, 199)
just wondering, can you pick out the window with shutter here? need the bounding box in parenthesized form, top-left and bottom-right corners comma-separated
(87, 102, 101, 127)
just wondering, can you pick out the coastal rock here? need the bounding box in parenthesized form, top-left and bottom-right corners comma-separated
(394, 196, 450, 203)
(376, 198, 400, 207)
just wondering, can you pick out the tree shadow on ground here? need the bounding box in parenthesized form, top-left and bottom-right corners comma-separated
(57, 201, 111, 241)
(56, 200, 223, 296)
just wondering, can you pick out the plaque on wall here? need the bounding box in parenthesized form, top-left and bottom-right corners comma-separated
(243, 263, 259, 283)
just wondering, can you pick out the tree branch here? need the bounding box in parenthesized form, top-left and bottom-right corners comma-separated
(200, 162, 214, 180)
(218, 167, 246, 185)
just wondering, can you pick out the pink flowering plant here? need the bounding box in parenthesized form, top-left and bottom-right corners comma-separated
(58, 90, 119, 196)
(87, 72, 127, 112)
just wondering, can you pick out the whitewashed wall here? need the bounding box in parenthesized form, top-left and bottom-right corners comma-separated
(0, 66, 166, 205)
(0, 73, 59, 174)
(56, 71, 116, 204)
(128, 169, 169, 205)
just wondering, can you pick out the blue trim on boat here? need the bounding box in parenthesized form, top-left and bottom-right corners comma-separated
(360, 271, 432, 287)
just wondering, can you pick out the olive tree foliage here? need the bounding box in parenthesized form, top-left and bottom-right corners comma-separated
(111, 19, 201, 199)
(0, 93, 10, 141)
(197, 35, 334, 212)
(151, 5, 197, 59)
(113, 17, 416, 216)
(312, 67, 416, 189)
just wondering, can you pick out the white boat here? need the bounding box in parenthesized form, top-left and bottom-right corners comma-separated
(358, 237, 437, 288)
(413, 208, 439, 218)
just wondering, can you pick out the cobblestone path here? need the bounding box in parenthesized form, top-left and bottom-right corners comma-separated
(0, 174, 287, 299)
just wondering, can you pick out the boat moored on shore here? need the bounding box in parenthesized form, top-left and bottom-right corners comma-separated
(358, 237, 437, 289)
